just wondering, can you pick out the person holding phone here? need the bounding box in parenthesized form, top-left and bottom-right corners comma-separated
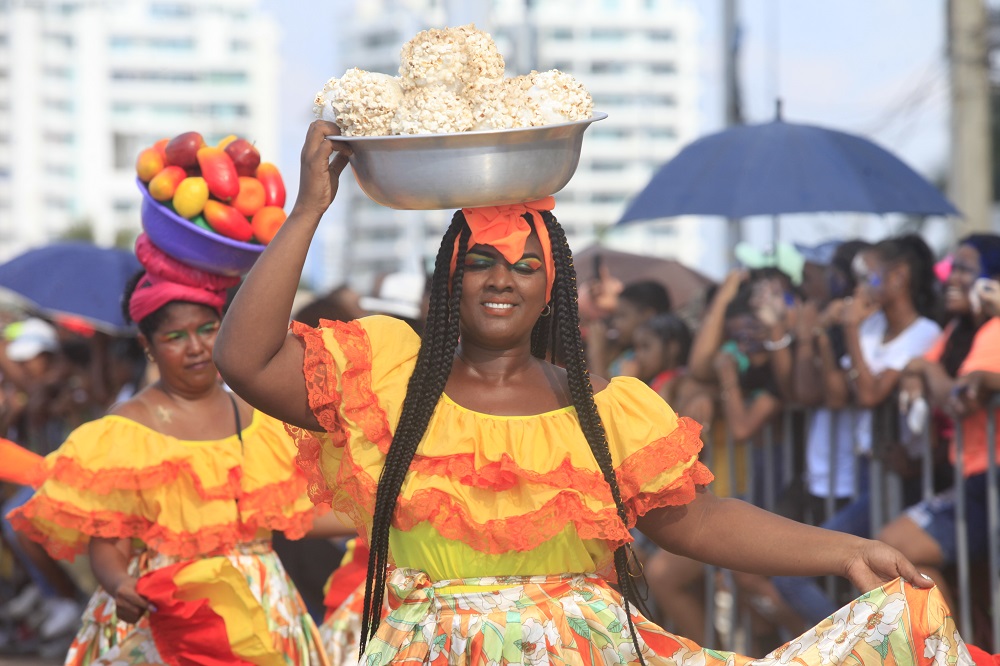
(880, 233, 1000, 612)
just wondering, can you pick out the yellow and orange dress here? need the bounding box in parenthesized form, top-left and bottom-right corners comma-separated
(288, 315, 973, 666)
(8, 410, 328, 666)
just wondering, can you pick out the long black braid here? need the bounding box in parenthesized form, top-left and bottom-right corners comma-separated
(359, 210, 648, 665)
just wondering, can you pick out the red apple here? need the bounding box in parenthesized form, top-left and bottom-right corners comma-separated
(224, 138, 261, 177)
(164, 131, 206, 169)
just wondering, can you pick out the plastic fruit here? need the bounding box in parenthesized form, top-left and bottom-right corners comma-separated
(224, 139, 261, 177)
(256, 163, 285, 208)
(135, 148, 165, 183)
(191, 214, 213, 232)
(172, 177, 209, 219)
(164, 131, 205, 169)
(151, 138, 170, 161)
(251, 206, 286, 244)
(148, 166, 188, 202)
(196, 147, 239, 200)
(231, 177, 266, 217)
(216, 134, 238, 149)
(204, 200, 253, 242)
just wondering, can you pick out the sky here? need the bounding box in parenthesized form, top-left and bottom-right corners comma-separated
(258, 0, 956, 280)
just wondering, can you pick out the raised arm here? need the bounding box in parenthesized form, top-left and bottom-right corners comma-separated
(688, 270, 744, 382)
(214, 121, 351, 428)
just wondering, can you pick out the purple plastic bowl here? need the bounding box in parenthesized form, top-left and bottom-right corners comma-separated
(137, 178, 264, 276)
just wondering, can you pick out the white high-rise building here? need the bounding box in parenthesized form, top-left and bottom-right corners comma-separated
(319, 0, 700, 291)
(0, 0, 278, 259)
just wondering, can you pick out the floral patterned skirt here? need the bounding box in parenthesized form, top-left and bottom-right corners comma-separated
(361, 568, 973, 666)
(321, 580, 367, 666)
(64, 541, 327, 666)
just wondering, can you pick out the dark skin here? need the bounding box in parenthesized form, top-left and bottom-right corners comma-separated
(215, 120, 933, 605)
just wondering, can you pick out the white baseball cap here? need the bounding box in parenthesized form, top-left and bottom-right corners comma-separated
(360, 272, 426, 320)
(6, 318, 59, 362)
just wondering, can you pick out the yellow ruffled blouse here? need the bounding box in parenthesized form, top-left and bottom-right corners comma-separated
(10, 410, 319, 561)
(286, 315, 713, 581)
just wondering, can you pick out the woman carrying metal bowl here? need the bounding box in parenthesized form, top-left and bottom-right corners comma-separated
(215, 120, 971, 666)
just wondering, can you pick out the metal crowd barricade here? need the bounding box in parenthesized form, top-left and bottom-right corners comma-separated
(697, 395, 1000, 652)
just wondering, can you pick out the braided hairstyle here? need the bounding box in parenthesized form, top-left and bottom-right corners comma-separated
(359, 210, 649, 664)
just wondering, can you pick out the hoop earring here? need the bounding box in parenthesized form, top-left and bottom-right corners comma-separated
(540, 304, 552, 317)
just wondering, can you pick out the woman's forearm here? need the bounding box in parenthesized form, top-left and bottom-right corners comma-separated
(688, 297, 729, 382)
(638, 490, 865, 578)
(89, 536, 132, 593)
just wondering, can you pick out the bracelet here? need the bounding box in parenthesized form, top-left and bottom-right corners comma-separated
(763, 332, 793, 351)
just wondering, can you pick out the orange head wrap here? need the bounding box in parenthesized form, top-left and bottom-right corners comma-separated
(450, 197, 556, 302)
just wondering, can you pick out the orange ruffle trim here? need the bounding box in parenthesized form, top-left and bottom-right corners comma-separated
(9, 493, 318, 561)
(290, 319, 714, 555)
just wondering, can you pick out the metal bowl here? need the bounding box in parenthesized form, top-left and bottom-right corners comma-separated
(137, 178, 264, 276)
(329, 112, 607, 210)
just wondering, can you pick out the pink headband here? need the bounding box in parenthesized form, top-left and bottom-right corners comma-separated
(129, 235, 240, 324)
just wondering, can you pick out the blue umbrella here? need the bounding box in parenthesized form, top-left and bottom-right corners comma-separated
(0, 242, 141, 334)
(618, 114, 959, 223)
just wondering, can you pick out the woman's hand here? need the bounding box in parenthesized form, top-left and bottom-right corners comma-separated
(718, 269, 747, 304)
(112, 576, 151, 624)
(292, 120, 352, 220)
(713, 349, 740, 386)
(948, 371, 987, 417)
(842, 540, 934, 594)
(841, 292, 877, 329)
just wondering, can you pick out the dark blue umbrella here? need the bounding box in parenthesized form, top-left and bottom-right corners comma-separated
(0, 242, 141, 334)
(618, 115, 959, 223)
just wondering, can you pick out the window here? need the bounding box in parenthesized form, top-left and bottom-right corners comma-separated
(649, 29, 673, 41)
(592, 127, 630, 139)
(44, 130, 73, 144)
(113, 133, 144, 170)
(44, 98, 73, 112)
(648, 127, 677, 139)
(206, 71, 247, 84)
(591, 62, 626, 75)
(45, 163, 73, 177)
(550, 28, 572, 40)
(650, 62, 676, 75)
(43, 65, 72, 79)
(150, 3, 193, 18)
(591, 29, 626, 41)
(365, 32, 398, 49)
(592, 161, 626, 171)
(210, 103, 248, 118)
(149, 36, 195, 51)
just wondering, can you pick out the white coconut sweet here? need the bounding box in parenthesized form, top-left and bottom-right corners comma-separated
(525, 69, 594, 124)
(312, 68, 404, 137)
(470, 79, 536, 131)
(399, 24, 505, 94)
(391, 87, 474, 135)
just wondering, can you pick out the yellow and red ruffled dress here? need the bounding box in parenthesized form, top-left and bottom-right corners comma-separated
(8, 410, 328, 666)
(289, 315, 974, 666)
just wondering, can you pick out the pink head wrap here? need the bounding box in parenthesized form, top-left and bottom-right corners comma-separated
(450, 197, 556, 302)
(128, 234, 241, 324)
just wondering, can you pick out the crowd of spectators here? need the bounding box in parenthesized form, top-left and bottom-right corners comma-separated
(2, 231, 1000, 657)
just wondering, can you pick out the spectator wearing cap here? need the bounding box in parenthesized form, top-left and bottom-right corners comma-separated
(1, 318, 85, 649)
(360, 272, 429, 334)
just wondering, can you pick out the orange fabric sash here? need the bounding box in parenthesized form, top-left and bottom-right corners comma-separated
(450, 198, 556, 302)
